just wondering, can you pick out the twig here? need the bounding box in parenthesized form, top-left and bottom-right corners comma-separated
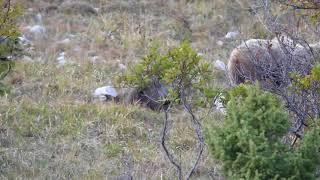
(161, 104, 183, 180)
(0, 61, 12, 80)
(180, 91, 205, 180)
(279, 1, 320, 10)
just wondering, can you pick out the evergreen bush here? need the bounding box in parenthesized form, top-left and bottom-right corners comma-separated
(206, 85, 320, 179)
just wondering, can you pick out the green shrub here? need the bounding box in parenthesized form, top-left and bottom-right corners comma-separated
(291, 63, 320, 91)
(118, 41, 218, 179)
(0, 0, 22, 95)
(118, 41, 215, 106)
(287, 64, 320, 129)
(205, 85, 320, 179)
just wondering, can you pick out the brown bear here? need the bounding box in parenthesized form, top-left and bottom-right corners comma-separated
(227, 37, 319, 88)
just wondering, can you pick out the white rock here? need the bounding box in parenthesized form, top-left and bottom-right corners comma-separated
(36, 13, 43, 24)
(119, 63, 127, 70)
(57, 52, 66, 66)
(215, 100, 226, 114)
(28, 25, 46, 34)
(106, 31, 115, 40)
(93, 86, 118, 98)
(59, 38, 71, 44)
(22, 56, 33, 62)
(214, 60, 227, 71)
(58, 52, 65, 57)
(69, 34, 76, 38)
(216, 40, 224, 46)
(91, 56, 99, 63)
(18, 35, 31, 45)
(214, 95, 226, 114)
(225, 31, 239, 39)
(73, 47, 81, 52)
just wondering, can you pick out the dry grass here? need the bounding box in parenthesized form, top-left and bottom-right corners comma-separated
(0, 0, 282, 179)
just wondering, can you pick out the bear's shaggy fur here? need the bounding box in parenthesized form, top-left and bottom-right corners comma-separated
(110, 81, 169, 111)
(227, 37, 319, 87)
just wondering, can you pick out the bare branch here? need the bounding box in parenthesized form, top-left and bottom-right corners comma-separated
(0, 61, 12, 80)
(180, 90, 205, 180)
(161, 104, 183, 180)
(279, 1, 320, 10)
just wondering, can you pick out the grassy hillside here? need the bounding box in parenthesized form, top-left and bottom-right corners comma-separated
(2, 0, 317, 179)
(1, 1, 230, 179)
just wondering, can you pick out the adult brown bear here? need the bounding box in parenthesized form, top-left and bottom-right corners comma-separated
(227, 37, 319, 88)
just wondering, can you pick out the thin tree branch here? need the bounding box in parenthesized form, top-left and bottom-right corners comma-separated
(161, 104, 183, 180)
(180, 90, 205, 180)
(0, 61, 11, 80)
(279, 1, 320, 10)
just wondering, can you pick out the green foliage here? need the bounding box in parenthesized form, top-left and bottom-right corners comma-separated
(0, 0, 22, 95)
(0, 0, 21, 59)
(205, 85, 320, 179)
(103, 143, 122, 158)
(291, 64, 320, 92)
(119, 41, 214, 105)
(0, 0, 22, 38)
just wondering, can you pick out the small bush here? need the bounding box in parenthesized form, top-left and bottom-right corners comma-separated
(206, 85, 320, 179)
(118, 41, 215, 106)
(118, 41, 218, 179)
